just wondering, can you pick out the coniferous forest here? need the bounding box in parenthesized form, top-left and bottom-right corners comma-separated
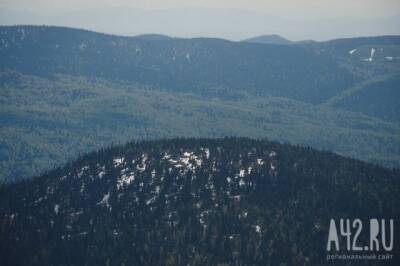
(1, 26, 400, 183)
(0, 138, 399, 265)
(0, 19, 399, 265)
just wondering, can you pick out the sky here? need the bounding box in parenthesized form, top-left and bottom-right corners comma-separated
(1, 0, 399, 40)
(1, 0, 400, 19)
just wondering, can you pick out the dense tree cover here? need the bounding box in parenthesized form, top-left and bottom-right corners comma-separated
(0, 26, 357, 104)
(0, 138, 399, 265)
(1, 72, 399, 183)
(0, 26, 399, 183)
(332, 77, 400, 123)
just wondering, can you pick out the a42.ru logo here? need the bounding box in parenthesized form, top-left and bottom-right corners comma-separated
(327, 219, 394, 252)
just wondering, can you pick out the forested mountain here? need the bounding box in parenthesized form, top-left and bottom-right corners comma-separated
(0, 25, 356, 103)
(331, 77, 400, 123)
(0, 138, 399, 265)
(241, 34, 293, 45)
(0, 26, 399, 182)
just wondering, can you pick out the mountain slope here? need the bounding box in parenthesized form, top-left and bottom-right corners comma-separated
(1, 71, 399, 183)
(330, 77, 400, 123)
(0, 138, 399, 265)
(308, 36, 400, 124)
(0, 25, 357, 104)
(0, 26, 399, 183)
(304, 35, 400, 77)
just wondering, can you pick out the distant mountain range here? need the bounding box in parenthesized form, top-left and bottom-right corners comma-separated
(0, 26, 399, 182)
(242, 34, 293, 45)
(0, 26, 358, 103)
(1, 138, 399, 265)
(1, 7, 400, 40)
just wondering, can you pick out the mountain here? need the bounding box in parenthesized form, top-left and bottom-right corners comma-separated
(0, 138, 399, 265)
(305, 36, 400, 123)
(134, 34, 174, 41)
(242, 34, 293, 45)
(330, 77, 400, 123)
(0, 26, 399, 183)
(0, 25, 356, 104)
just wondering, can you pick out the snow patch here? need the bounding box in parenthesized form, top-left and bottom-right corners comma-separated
(98, 170, 105, 179)
(77, 166, 90, 178)
(195, 158, 202, 167)
(349, 48, 357, 55)
(117, 172, 135, 190)
(113, 157, 124, 167)
(363, 48, 376, 62)
(203, 148, 210, 159)
(254, 225, 262, 233)
(239, 169, 245, 178)
(146, 196, 156, 205)
(98, 192, 111, 211)
(183, 152, 193, 157)
(54, 204, 60, 215)
(162, 153, 171, 160)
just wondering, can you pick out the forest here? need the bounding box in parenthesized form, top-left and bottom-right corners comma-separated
(1, 26, 399, 183)
(0, 138, 399, 265)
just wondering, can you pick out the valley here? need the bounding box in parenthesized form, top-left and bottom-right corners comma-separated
(0, 26, 399, 182)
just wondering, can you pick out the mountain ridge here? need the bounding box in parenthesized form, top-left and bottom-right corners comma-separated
(242, 34, 293, 45)
(0, 25, 359, 104)
(1, 7, 400, 40)
(0, 25, 399, 183)
(1, 25, 399, 45)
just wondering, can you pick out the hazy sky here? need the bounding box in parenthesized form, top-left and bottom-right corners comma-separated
(1, 0, 400, 19)
(1, 0, 399, 40)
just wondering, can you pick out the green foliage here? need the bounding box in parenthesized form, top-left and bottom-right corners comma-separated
(1, 72, 399, 182)
(332, 77, 400, 123)
(0, 26, 399, 182)
(0, 25, 357, 104)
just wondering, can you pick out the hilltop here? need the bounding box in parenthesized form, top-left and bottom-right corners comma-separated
(1, 138, 399, 265)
